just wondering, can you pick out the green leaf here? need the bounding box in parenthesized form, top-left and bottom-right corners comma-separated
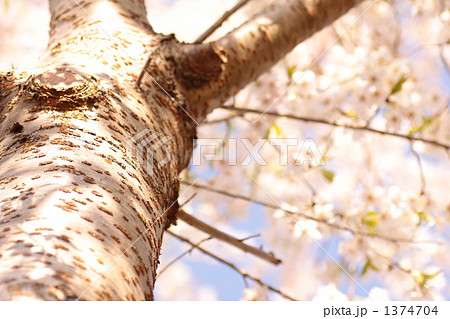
(389, 75, 407, 96)
(408, 117, 433, 134)
(415, 211, 429, 225)
(362, 211, 379, 235)
(265, 122, 284, 138)
(361, 259, 379, 276)
(361, 262, 370, 276)
(414, 271, 440, 289)
(287, 65, 297, 78)
(343, 109, 357, 120)
(362, 211, 378, 226)
(321, 169, 335, 183)
(272, 123, 283, 136)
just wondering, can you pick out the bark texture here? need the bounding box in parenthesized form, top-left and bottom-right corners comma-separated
(0, 0, 195, 300)
(173, 0, 362, 119)
(0, 0, 362, 300)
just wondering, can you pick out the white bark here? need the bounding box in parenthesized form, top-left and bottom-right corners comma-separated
(172, 0, 363, 119)
(0, 0, 195, 300)
(0, 0, 363, 300)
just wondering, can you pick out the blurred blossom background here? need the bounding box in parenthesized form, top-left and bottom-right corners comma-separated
(1, 0, 449, 301)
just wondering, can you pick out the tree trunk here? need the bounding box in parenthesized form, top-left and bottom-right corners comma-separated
(0, 0, 361, 300)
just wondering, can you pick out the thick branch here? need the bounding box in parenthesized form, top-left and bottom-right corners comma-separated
(177, 209, 281, 265)
(42, 0, 155, 84)
(174, 0, 362, 119)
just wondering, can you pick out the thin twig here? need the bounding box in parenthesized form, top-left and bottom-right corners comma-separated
(159, 233, 263, 277)
(181, 180, 439, 244)
(136, 55, 152, 88)
(410, 142, 426, 195)
(202, 114, 240, 125)
(239, 233, 261, 242)
(371, 249, 439, 295)
(219, 106, 450, 150)
(178, 209, 281, 265)
(158, 235, 213, 277)
(316, 40, 449, 93)
(167, 230, 298, 301)
(194, 0, 252, 44)
(439, 45, 450, 81)
(180, 192, 197, 207)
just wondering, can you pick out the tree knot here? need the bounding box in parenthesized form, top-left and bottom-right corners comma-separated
(25, 68, 106, 112)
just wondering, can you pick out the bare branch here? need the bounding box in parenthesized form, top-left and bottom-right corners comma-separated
(194, 0, 252, 44)
(439, 44, 450, 80)
(219, 106, 450, 150)
(136, 54, 153, 88)
(181, 180, 439, 244)
(180, 192, 197, 207)
(316, 40, 450, 94)
(158, 235, 213, 277)
(167, 230, 299, 301)
(202, 114, 240, 125)
(177, 209, 281, 265)
(410, 142, 426, 195)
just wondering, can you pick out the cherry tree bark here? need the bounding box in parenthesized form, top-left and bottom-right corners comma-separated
(0, 0, 362, 300)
